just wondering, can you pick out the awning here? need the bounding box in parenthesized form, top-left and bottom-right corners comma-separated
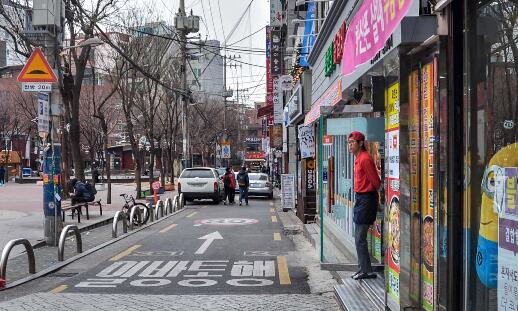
(0, 151, 21, 164)
(257, 104, 273, 118)
(304, 79, 343, 126)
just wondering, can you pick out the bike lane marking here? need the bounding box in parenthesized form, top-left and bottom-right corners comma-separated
(50, 284, 68, 293)
(110, 245, 142, 261)
(271, 216, 278, 223)
(277, 256, 291, 285)
(273, 233, 281, 241)
(186, 211, 198, 218)
(160, 223, 178, 233)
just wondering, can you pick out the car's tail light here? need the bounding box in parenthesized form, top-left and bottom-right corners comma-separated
(214, 181, 218, 191)
(178, 182, 181, 192)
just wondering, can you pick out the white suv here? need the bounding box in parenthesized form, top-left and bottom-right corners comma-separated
(178, 167, 224, 204)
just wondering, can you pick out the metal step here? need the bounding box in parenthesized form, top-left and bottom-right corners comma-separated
(357, 272, 385, 310)
(334, 273, 384, 311)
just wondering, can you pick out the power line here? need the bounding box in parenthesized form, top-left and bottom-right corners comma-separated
(217, 0, 227, 45)
(207, 0, 219, 42)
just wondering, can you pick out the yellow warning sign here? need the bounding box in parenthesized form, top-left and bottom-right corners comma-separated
(17, 48, 57, 83)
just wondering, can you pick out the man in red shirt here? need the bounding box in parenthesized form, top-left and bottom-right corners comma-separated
(348, 131, 381, 280)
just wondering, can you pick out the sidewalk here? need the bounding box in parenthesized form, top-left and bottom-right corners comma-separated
(274, 200, 384, 311)
(0, 183, 179, 254)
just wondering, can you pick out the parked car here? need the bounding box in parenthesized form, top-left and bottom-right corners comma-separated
(215, 167, 226, 179)
(178, 167, 224, 204)
(247, 173, 273, 199)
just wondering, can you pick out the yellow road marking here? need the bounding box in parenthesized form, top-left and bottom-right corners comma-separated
(110, 245, 141, 261)
(271, 216, 278, 223)
(159, 223, 178, 233)
(274, 233, 281, 241)
(270, 208, 275, 213)
(50, 285, 68, 293)
(277, 256, 291, 285)
(186, 211, 198, 218)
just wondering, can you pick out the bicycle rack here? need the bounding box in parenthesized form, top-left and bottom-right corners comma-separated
(0, 239, 35, 282)
(173, 195, 179, 212)
(129, 205, 142, 230)
(58, 225, 82, 261)
(147, 203, 154, 222)
(155, 200, 164, 219)
(165, 198, 173, 214)
(179, 193, 184, 209)
(112, 211, 128, 238)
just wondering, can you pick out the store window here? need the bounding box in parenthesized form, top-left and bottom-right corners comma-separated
(464, 1, 518, 310)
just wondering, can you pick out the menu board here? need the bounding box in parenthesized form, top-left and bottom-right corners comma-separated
(385, 82, 401, 309)
(421, 62, 435, 311)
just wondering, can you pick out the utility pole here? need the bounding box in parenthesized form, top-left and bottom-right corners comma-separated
(179, 0, 190, 169)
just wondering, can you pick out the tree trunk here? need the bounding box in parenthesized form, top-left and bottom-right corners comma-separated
(69, 95, 85, 181)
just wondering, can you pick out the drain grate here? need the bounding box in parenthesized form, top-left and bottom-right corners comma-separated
(48, 272, 79, 278)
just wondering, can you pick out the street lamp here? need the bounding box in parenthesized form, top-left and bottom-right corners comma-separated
(62, 37, 105, 50)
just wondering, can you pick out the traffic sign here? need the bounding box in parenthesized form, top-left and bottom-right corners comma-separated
(221, 144, 231, 159)
(17, 48, 58, 83)
(22, 82, 52, 92)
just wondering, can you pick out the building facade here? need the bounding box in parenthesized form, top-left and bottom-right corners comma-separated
(280, 0, 518, 310)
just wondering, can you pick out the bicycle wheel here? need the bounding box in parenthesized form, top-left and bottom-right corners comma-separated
(129, 202, 149, 226)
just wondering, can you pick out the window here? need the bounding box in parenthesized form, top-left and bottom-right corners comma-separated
(180, 169, 215, 178)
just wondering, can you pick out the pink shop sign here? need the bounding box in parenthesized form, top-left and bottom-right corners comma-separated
(342, 0, 413, 76)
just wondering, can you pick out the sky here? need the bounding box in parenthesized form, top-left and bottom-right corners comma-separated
(151, 0, 269, 106)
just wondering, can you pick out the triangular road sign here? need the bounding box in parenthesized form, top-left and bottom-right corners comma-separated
(17, 48, 58, 83)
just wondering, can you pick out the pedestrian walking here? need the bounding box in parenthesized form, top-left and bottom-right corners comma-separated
(348, 131, 381, 280)
(0, 166, 5, 187)
(236, 166, 249, 206)
(92, 166, 100, 184)
(222, 167, 236, 205)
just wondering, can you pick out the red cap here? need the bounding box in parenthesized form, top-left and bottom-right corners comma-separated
(348, 131, 365, 141)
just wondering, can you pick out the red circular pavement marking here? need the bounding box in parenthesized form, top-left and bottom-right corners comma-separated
(194, 218, 259, 226)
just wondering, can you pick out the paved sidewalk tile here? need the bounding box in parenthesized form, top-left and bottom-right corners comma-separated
(0, 293, 340, 311)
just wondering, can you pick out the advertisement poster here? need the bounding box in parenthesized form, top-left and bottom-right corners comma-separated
(385, 82, 400, 309)
(281, 174, 295, 211)
(298, 125, 315, 159)
(409, 70, 421, 304)
(270, 125, 283, 148)
(421, 62, 435, 311)
(498, 167, 518, 311)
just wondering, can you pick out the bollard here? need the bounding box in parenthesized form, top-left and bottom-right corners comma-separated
(58, 225, 82, 261)
(112, 211, 128, 238)
(129, 205, 142, 230)
(0, 239, 35, 284)
(155, 200, 164, 219)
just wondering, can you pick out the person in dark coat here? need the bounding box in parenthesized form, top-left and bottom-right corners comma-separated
(222, 167, 236, 205)
(236, 166, 250, 206)
(69, 178, 94, 205)
(0, 166, 5, 186)
(348, 131, 381, 280)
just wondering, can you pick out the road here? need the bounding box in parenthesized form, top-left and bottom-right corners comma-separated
(0, 198, 340, 310)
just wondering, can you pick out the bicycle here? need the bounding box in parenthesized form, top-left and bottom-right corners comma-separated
(120, 193, 150, 226)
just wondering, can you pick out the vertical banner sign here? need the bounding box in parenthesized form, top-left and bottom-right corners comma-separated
(300, 2, 316, 67)
(305, 158, 316, 191)
(498, 168, 518, 311)
(270, 29, 282, 76)
(266, 27, 273, 106)
(37, 93, 50, 134)
(298, 125, 315, 159)
(385, 82, 400, 310)
(273, 77, 283, 124)
(269, 0, 284, 26)
(421, 62, 435, 311)
(342, 0, 413, 75)
(409, 70, 421, 304)
(281, 174, 295, 211)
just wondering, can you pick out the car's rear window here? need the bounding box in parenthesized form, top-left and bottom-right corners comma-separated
(249, 174, 268, 181)
(181, 169, 214, 178)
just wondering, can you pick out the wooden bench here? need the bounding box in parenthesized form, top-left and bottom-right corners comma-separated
(61, 199, 102, 223)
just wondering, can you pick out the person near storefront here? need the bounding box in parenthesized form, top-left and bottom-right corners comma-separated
(348, 131, 381, 280)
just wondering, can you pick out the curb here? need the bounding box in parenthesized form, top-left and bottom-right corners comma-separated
(0, 207, 189, 291)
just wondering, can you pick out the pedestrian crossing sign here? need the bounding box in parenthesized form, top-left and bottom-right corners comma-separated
(222, 144, 231, 159)
(17, 48, 58, 83)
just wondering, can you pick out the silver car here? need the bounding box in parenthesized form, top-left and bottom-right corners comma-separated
(247, 173, 273, 199)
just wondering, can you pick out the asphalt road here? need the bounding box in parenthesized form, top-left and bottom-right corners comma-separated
(3, 197, 310, 299)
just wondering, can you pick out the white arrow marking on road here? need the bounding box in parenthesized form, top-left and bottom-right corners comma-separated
(195, 231, 223, 254)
